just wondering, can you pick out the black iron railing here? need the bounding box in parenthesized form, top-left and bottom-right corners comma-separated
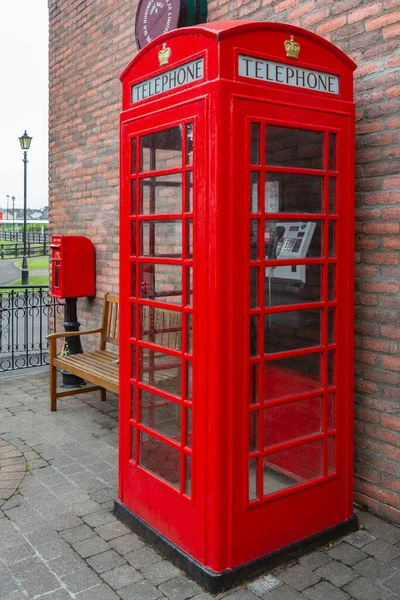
(0, 286, 63, 371)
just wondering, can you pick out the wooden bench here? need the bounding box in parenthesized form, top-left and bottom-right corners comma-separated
(47, 294, 119, 411)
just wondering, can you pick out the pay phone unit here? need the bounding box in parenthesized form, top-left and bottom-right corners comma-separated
(267, 221, 316, 284)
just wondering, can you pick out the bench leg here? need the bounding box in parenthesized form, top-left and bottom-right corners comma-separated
(50, 363, 57, 411)
(100, 388, 107, 402)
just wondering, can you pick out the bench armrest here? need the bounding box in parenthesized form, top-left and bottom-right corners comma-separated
(46, 328, 103, 341)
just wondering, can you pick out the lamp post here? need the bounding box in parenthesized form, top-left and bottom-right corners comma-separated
(12, 196, 15, 239)
(18, 130, 32, 286)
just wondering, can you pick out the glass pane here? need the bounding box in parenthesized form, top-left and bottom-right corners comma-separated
(266, 125, 323, 169)
(131, 180, 136, 215)
(131, 223, 136, 257)
(328, 264, 335, 300)
(250, 316, 258, 357)
(131, 264, 136, 297)
(186, 313, 193, 354)
(329, 221, 336, 257)
(141, 390, 181, 442)
(250, 268, 258, 308)
(264, 439, 323, 495)
(264, 396, 322, 448)
(250, 172, 259, 213)
(186, 361, 192, 401)
(250, 220, 259, 260)
(264, 354, 322, 402)
(141, 220, 182, 257)
(139, 432, 180, 489)
(265, 264, 322, 306)
(131, 138, 136, 174)
(328, 351, 335, 386)
(186, 219, 193, 258)
(329, 133, 336, 171)
(249, 411, 258, 452)
(185, 171, 193, 212)
(186, 123, 193, 166)
(186, 408, 192, 449)
(140, 174, 182, 214)
(140, 306, 182, 351)
(185, 455, 192, 496)
(139, 263, 182, 304)
(131, 304, 136, 339)
(131, 427, 136, 461)
(327, 436, 335, 474)
(249, 459, 259, 501)
(265, 173, 323, 214)
(186, 266, 193, 306)
(329, 178, 336, 213)
(327, 393, 335, 430)
(132, 344, 136, 380)
(264, 309, 322, 354)
(140, 126, 182, 172)
(249, 363, 258, 405)
(265, 221, 322, 262)
(328, 308, 335, 344)
(140, 349, 181, 397)
(131, 386, 137, 420)
(250, 123, 260, 165)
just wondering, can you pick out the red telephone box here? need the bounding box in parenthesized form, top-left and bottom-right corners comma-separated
(117, 21, 357, 591)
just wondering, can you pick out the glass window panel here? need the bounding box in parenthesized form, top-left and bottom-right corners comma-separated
(131, 264, 136, 297)
(186, 313, 193, 354)
(131, 138, 136, 174)
(140, 174, 182, 214)
(140, 349, 181, 397)
(249, 363, 258, 405)
(186, 219, 193, 258)
(141, 220, 182, 258)
(140, 126, 182, 172)
(329, 178, 336, 214)
(185, 171, 193, 212)
(328, 308, 335, 344)
(328, 264, 335, 300)
(327, 436, 335, 474)
(185, 455, 192, 496)
(186, 123, 193, 166)
(249, 459, 259, 501)
(266, 126, 323, 170)
(186, 266, 193, 306)
(131, 180, 136, 215)
(131, 223, 136, 257)
(250, 268, 258, 308)
(139, 432, 180, 489)
(250, 123, 260, 165)
(250, 316, 258, 357)
(265, 221, 322, 261)
(250, 220, 259, 260)
(264, 354, 322, 402)
(329, 133, 336, 171)
(139, 263, 182, 304)
(328, 351, 335, 386)
(249, 411, 258, 452)
(186, 361, 192, 401)
(264, 396, 322, 448)
(250, 172, 260, 213)
(131, 304, 136, 340)
(265, 173, 323, 214)
(141, 390, 181, 442)
(131, 427, 136, 461)
(132, 344, 136, 381)
(140, 306, 182, 351)
(265, 264, 322, 307)
(327, 393, 335, 430)
(131, 386, 137, 421)
(263, 439, 323, 495)
(329, 221, 336, 257)
(264, 309, 322, 354)
(186, 408, 192, 449)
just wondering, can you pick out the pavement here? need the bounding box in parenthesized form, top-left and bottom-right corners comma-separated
(0, 371, 399, 600)
(0, 259, 20, 286)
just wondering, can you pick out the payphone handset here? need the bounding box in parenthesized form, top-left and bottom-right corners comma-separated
(266, 221, 316, 284)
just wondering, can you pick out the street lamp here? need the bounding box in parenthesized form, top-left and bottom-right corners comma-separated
(18, 130, 32, 286)
(12, 196, 15, 239)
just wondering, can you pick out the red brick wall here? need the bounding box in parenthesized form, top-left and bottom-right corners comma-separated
(48, 0, 400, 522)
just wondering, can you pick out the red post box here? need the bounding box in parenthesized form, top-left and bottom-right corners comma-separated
(117, 21, 357, 592)
(50, 235, 95, 299)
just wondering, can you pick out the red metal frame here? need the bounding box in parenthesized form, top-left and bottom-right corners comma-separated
(119, 21, 355, 574)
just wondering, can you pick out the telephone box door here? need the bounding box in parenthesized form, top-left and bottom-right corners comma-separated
(119, 100, 207, 562)
(232, 99, 354, 565)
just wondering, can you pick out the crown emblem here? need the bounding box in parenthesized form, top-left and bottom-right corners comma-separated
(158, 43, 171, 67)
(284, 35, 300, 59)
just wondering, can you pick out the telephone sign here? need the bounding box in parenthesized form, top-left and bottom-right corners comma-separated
(118, 21, 356, 592)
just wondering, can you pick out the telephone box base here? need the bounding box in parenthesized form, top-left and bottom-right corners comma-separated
(114, 500, 358, 594)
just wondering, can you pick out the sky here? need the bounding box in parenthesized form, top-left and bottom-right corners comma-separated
(0, 0, 48, 211)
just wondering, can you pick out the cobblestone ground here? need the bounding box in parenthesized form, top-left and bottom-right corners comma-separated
(0, 372, 399, 600)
